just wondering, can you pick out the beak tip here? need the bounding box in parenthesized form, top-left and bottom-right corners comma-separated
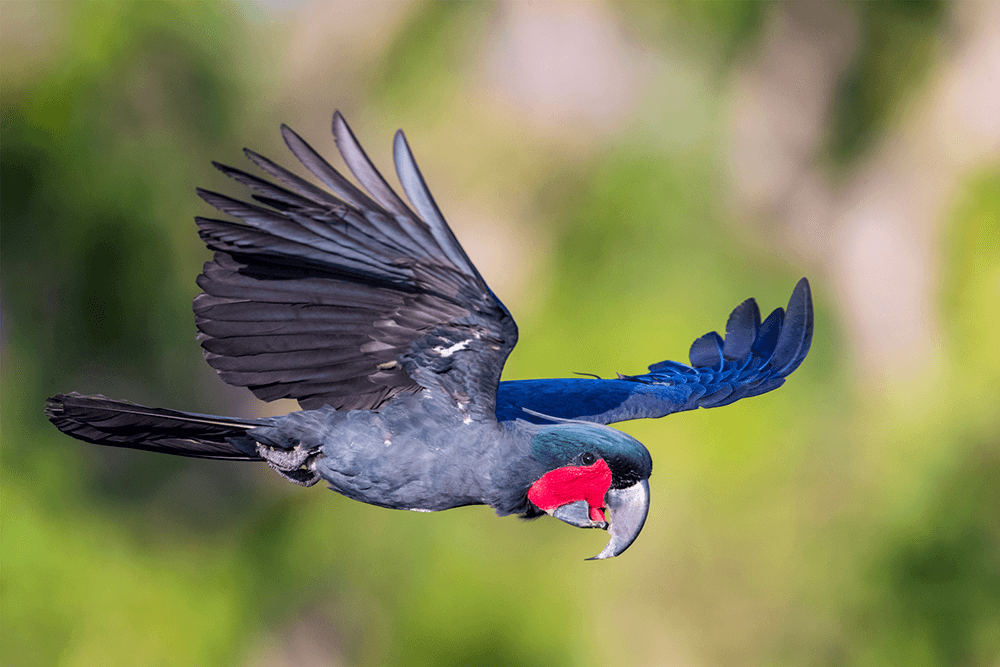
(587, 478, 650, 561)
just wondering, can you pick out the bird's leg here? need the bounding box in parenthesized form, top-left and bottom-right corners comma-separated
(255, 443, 321, 487)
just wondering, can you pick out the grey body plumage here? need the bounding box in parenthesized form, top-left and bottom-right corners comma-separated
(254, 391, 536, 516)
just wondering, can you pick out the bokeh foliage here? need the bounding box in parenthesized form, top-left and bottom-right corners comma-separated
(827, 0, 946, 168)
(2, 2, 997, 666)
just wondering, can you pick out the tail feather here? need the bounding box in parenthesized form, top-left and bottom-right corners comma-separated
(45, 392, 268, 460)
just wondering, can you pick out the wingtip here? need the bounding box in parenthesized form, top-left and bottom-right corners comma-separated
(242, 148, 273, 173)
(392, 129, 413, 174)
(195, 187, 231, 205)
(279, 123, 309, 157)
(279, 123, 301, 145)
(722, 297, 760, 361)
(211, 160, 237, 177)
(771, 277, 814, 376)
(792, 277, 812, 315)
(331, 110, 353, 148)
(789, 277, 813, 334)
(45, 393, 68, 419)
(329, 109, 413, 219)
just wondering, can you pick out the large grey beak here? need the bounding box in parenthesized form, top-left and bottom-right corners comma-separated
(586, 479, 650, 560)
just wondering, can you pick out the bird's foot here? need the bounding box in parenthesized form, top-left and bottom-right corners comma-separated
(256, 443, 321, 487)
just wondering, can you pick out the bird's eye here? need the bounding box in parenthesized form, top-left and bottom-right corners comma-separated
(581, 452, 597, 465)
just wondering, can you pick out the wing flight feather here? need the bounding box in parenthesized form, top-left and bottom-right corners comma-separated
(195, 113, 517, 414)
(496, 279, 813, 424)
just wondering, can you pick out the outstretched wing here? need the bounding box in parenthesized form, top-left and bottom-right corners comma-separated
(195, 112, 517, 416)
(496, 278, 812, 424)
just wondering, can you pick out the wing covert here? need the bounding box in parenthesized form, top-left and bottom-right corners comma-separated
(496, 279, 812, 425)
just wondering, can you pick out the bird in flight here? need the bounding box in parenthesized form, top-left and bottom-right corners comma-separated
(47, 112, 813, 559)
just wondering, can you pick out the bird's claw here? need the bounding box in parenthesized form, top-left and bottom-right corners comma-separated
(256, 444, 321, 487)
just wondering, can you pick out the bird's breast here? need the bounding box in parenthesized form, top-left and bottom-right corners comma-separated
(291, 399, 507, 512)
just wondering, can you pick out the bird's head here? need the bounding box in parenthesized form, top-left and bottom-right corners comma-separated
(527, 422, 652, 559)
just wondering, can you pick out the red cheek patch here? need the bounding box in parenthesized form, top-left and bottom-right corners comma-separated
(527, 459, 613, 522)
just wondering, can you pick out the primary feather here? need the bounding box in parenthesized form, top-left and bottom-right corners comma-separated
(195, 112, 516, 414)
(495, 278, 812, 424)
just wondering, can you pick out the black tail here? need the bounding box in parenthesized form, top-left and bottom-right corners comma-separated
(45, 392, 268, 460)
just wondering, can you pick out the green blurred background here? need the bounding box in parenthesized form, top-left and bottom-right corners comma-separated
(3, 2, 998, 665)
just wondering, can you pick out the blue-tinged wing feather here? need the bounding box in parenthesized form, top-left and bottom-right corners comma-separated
(722, 298, 759, 360)
(771, 277, 813, 375)
(497, 278, 812, 425)
(689, 331, 724, 370)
